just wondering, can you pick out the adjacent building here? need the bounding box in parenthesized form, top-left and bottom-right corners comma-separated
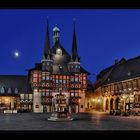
(93, 57, 140, 112)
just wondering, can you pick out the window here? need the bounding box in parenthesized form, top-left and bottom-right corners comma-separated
(46, 76, 49, 80)
(71, 78, 74, 82)
(15, 88, 18, 94)
(25, 94, 29, 99)
(59, 79, 62, 83)
(75, 77, 79, 82)
(29, 94, 32, 99)
(33, 78, 38, 82)
(56, 80, 58, 83)
(71, 93, 74, 96)
(8, 88, 12, 94)
(63, 80, 66, 83)
(0, 87, 5, 94)
(42, 75, 45, 80)
(46, 92, 49, 96)
(20, 94, 24, 99)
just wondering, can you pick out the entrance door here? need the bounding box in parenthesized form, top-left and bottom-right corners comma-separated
(106, 99, 109, 110)
(110, 98, 114, 110)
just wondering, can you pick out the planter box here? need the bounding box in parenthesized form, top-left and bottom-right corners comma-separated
(4, 110, 12, 113)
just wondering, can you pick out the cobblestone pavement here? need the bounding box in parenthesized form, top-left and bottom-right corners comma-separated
(0, 110, 140, 130)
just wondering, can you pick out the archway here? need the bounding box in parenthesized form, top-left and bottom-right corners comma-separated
(115, 97, 120, 110)
(110, 98, 114, 110)
(106, 98, 109, 110)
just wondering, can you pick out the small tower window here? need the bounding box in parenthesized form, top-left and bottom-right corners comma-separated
(0, 87, 5, 94)
(15, 88, 18, 94)
(8, 88, 12, 94)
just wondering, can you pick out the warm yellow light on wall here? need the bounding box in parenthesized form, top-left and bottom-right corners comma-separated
(92, 99, 95, 102)
(122, 95, 126, 99)
(5, 98, 10, 103)
(97, 99, 101, 103)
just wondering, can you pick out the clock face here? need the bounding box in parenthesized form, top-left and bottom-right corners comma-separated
(56, 48, 62, 55)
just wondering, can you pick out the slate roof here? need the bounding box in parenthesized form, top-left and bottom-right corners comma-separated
(96, 56, 140, 86)
(0, 75, 32, 95)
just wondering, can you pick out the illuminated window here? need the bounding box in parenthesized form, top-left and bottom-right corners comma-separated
(63, 80, 66, 83)
(46, 76, 49, 80)
(25, 94, 29, 99)
(59, 79, 62, 83)
(0, 87, 5, 94)
(29, 94, 32, 99)
(20, 94, 24, 99)
(75, 77, 79, 82)
(71, 93, 74, 96)
(42, 75, 45, 80)
(56, 80, 58, 83)
(33, 78, 38, 82)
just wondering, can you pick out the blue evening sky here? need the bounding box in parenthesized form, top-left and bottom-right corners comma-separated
(0, 9, 140, 82)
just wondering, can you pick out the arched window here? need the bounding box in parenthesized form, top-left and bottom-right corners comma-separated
(8, 88, 12, 94)
(14, 88, 18, 94)
(1, 87, 5, 94)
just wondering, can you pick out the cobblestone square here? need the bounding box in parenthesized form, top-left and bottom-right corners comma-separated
(0, 111, 140, 130)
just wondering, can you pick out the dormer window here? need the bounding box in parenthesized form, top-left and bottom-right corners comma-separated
(128, 72, 131, 76)
(1, 87, 5, 94)
(15, 88, 18, 94)
(8, 88, 12, 94)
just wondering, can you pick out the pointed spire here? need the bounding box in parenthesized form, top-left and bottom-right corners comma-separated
(72, 19, 78, 61)
(44, 19, 51, 59)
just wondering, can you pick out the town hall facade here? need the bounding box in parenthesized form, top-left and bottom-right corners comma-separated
(0, 22, 91, 113)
